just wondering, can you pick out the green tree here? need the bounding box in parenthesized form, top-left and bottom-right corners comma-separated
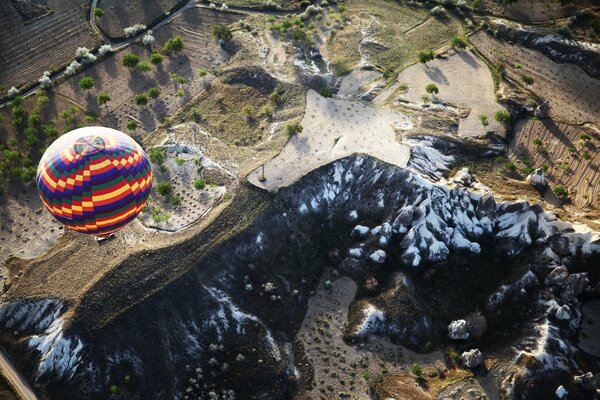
(150, 51, 164, 64)
(319, 87, 333, 97)
(450, 35, 468, 50)
(553, 185, 568, 199)
(163, 36, 184, 54)
(418, 50, 435, 63)
(522, 75, 534, 86)
(211, 25, 232, 41)
(133, 94, 148, 106)
(126, 119, 138, 130)
(122, 53, 141, 68)
(170, 194, 182, 207)
(93, 7, 103, 17)
(97, 93, 111, 108)
(79, 76, 94, 91)
(193, 178, 206, 190)
(148, 148, 166, 165)
(147, 87, 161, 100)
(425, 83, 439, 94)
(136, 61, 152, 73)
(286, 120, 303, 136)
(411, 364, 423, 377)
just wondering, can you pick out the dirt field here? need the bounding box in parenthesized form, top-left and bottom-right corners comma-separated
(471, 30, 600, 125)
(55, 7, 240, 136)
(509, 119, 600, 209)
(248, 89, 413, 190)
(95, 0, 180, 39)
(297, 276, 451, 400)
(0, 0, 98, 94)
(379, 49, 505, 138)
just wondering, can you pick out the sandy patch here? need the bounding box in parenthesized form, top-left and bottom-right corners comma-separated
(470, 30, 600, 125)
(378, 49, 505, 138)
(338, 69, 384, 99)
(297, 276, 446, 399)
(248, 89, 412, 190)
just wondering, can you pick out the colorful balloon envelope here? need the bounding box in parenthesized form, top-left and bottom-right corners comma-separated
(36, 126, 152, 237)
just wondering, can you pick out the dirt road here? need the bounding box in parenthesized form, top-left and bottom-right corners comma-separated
(0, 348, 37, 400)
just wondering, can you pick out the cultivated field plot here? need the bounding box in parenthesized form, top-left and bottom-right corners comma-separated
(0, 0, 98, 92)
(55, 8, 240, 135)
(96, 0, 180, 39)
(382, 49, 505, 138)
(327, 0, 459, 74)
(248, 89, 412, 190)
(226, 0, 298, 8)
(479, 0, 571, 22)
(471, 31, 600, 125)
(509, 119, 600, 208)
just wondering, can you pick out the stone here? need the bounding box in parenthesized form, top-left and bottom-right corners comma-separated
(534, 100, 551, 119)
(369, 250, 387, 264)
(550, 235, 571, 257)
(555, 385, 568, 399)
(448, 319, 469, 340)
(573, 372, 596, 390)
(561, 273, 589, 303)
(476, 191, 497, 219)
(527, 168, 548, 189)
(452, 167, 475, 187)
(352, 225, 370, 238)
(555, 305, 571, 320)
(460, 349, 483, 368)
(545, 266, 570, 286)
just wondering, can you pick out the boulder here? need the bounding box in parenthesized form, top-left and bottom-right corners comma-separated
(476, 191, 497, 219)
(448, 319, 469, 340)
(465, 311, 487, 339)
(393, 205, 414, 231)
(452, 167, 475, 187)
(349, 248, 364, 258)
(369, 249, 387, 264)
(555, 305, 571, 320)
(561, 273, 589, 303)
(534, 100, 551, 119)
(550, 235, 571, 257)
(573, 372, 596, 390)
(352, 225, 370, 238)
(555, 385, 568, 399)
(460, 349, 483, 369)
(527, 168, 548, 189)
(545, 265, 570, 286)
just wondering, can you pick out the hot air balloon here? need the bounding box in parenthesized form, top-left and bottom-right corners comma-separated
(36, 126, 152, 238)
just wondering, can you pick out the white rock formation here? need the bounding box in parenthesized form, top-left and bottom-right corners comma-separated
(448, 319, 470, 340)
(369, 249, 386, 263)
(460, 348, 483, 368)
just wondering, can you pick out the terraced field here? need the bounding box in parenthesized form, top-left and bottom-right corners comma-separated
(95, 0, 181, 39)
(471, 30, 600, 125)
(509, 119, 600, 208)
(56, 7, 240, 135)
(0, 0, 98, 93)
(479, 0, 572, 22)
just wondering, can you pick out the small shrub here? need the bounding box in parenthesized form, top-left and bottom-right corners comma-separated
(194, 178, 206, 190)
(175, 157, 185, 166)
(479, 113, 489, 127)
(110, 385, 119, 395)
(583, 151, 591, 160)
(450, 35, 468, 49)
(418, 50, 435, 63)
(156, 181, 173, 196)
(533, 138, 543, 146)
(126, 119, 138, 131)
(421, 94, 430, 104)
(134, 94, 149, 106)
(97, 93, 111, 107)
(286, 120, 303, 136)
(269, 90, 283, 105)
(147, 87, 161, 99)
(136, 61, 152, 73)
(170, 194, 182, 207)
(148, 148, 166, 165)
(494, 110, 511, 126)
(361, 371, 370, 380)
(580, 133, 592, 141)
(261, 104, 273, 117)
(553, 185, 568, 199)
(505, 161, 517, 172)
(522, 75, 534, 86)
(212, 25, 232, 41)
(319, 87, 332, 97)
(151, 206, 170, 223)
(411, 364, 423, 377)
(93, 7, 103, 17)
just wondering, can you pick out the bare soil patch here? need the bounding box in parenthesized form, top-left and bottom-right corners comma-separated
(479, 0, 572, 23)
(471, 30, 600, 125)
(248, 89, 412, 190)
(0, 0, 99, 93)
(380, 49, 505, 138)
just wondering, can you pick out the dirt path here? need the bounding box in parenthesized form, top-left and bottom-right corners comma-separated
(0, 348, 37, 400)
